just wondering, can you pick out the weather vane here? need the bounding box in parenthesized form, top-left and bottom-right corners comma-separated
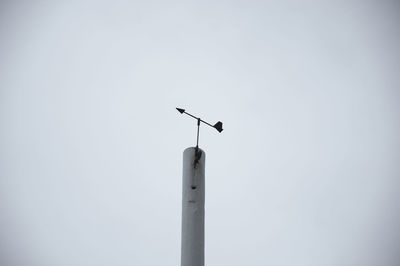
(176, 107, 223, 153)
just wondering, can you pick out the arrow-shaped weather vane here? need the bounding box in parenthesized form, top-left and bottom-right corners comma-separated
(176, 107, 223, 152)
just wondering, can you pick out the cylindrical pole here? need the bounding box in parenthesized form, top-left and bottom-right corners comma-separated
(181, 147, 205, 266)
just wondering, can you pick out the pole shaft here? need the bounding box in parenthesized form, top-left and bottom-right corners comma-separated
(181, 147, 205, 266)
(196, 119, 200, 148)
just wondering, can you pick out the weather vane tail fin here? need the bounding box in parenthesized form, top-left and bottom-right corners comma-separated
(213, 121, 223, 133)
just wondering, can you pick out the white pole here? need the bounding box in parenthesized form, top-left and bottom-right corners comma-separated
(181, 147, 205, 266)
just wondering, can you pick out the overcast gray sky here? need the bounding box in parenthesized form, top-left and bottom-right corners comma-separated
(1, 1, 400, 265)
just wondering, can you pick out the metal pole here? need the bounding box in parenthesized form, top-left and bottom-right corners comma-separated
(181, 147, 205, 266)
(196, 118, 200, 150)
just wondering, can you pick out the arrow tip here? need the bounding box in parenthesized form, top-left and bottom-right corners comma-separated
(176, 107, 185, 114)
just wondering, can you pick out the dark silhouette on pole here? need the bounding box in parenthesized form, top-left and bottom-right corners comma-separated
(176, 107, 223, 154)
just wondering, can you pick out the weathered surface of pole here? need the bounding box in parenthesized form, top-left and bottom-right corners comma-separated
(181, 147, 205, 266)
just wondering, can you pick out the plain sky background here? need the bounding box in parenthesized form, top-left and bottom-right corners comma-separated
(1, 1, 400, 265)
